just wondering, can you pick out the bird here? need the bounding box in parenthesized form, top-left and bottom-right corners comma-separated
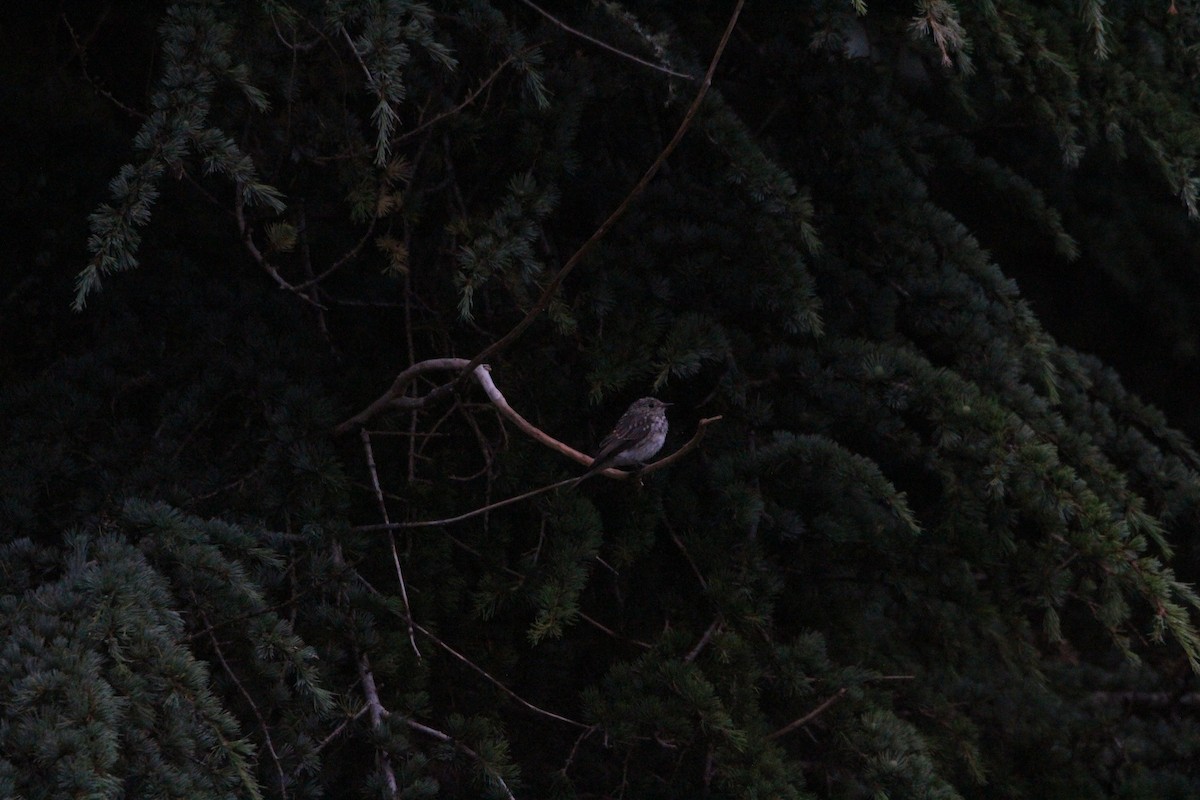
(574, 397, 671, 484)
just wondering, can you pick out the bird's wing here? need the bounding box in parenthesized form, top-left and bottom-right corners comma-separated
(598, 411, 645, 450)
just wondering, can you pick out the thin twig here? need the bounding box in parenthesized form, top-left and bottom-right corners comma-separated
(516, 0, 696, 80)
(292, 704, 371, 778)
(201, 612, 289, 797)
(340, 25, 374, 83)
(402, 717, 518, 799)
(456, 0, 745, 385)
(579, 612, 653, 649)
(362, 429, 421, 657)
(293, 216, 377, 290)
(394, 56, 516, 146)
(560, 724, 601, 777)
(352, 567, 585, 730)
(330, 538, 401, 797)
(61, 12, 145, 119)
(684, 619, 721, 663)
(411, 618, 589, 728)
(766, 688, 849, 741)
(234, 191, 325, 309)
(662, 517, 709, 590)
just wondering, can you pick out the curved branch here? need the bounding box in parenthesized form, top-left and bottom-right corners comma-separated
(352, 414, 722, 531)
(334, 357, 473, 433)
(339, 358, 722, 527)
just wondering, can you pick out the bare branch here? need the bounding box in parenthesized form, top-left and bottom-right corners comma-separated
(766, 688, 849, 740)
(200, 612, 289, 798)
(294, 705, 370, 776)
(579, 612, 653, 649)
(334, 357, 470, 433)
(410, 617, 590, 729)
(340, 25, 374, 84)
(684, 619, 721, 663)
(293, 216, 377, 290)
(352, 413, 722, 531)
(516, 0, 696, 80)
(361, 429, 421, 657)
(402, 718, 518, 800)
(455, 0, 746, 385)
(357, 651, 400, 796)
(234, 191, 325, 309)
(395, 56, 516, 146)
(61, 11, 145, 119)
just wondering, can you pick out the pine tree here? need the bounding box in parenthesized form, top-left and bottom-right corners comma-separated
(5, 1, 1200, 797)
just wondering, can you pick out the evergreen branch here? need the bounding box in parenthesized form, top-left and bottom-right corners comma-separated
(268, 7, 320, 54)
(765, 687, 849, 740)
(516, 0, 697, 81)
(310, 54, 518, 165)
(455, 0, 746, 385)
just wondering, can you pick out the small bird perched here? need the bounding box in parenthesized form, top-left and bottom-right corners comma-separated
(575, 397, 671, 484)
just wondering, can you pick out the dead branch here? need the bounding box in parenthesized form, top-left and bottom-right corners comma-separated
(516, 0, 696, 81)
(357, 651, 400, 796)
(334, 357, 469, 433)
(402, 717, 517, 800)
(409, 617, 589, 730)
(354, 568, 587, 732)
(200, 611, 289, 797)
(234, 191, 326, 309)
(454, 0, 745, 385)
(338, 357, 721, 490)
(350, 412, 722, 531)
(361, 429, 420, 657)
(684, 619, 721, 663)
(766, 687, 849, 741)
(330, 540, 400, 795)
(394, 56, 516, 146)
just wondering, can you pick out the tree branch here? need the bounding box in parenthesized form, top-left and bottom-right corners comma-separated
(516, 0, 696, 81)
(234, 191, 326, 309)
(454, 0, 746, 386)
(766, 688, 849, 741)
(361, 429, 421, 657)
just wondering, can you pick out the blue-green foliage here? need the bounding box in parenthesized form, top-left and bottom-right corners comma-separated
(7, 0, 1200, 798)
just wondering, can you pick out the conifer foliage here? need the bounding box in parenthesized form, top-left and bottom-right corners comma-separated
(7, 0, 1200, 797)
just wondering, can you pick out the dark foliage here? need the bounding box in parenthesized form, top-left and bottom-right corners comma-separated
(5, 1, 1200, 797)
